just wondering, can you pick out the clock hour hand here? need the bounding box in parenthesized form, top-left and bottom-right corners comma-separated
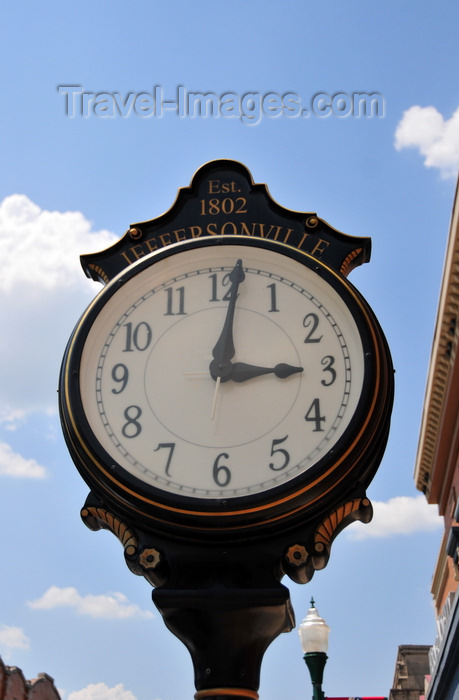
(209, 259, 245, 381)
(228, 362, 304, 383)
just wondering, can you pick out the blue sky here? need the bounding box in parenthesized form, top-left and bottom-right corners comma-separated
(1, 1, 458, 698)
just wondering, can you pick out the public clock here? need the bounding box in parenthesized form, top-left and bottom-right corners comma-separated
(59, 236, 393, 535)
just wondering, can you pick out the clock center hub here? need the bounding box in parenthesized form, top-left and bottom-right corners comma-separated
(144, 307, 301, 449)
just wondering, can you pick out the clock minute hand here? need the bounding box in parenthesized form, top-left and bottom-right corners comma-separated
(228, 362, 304, 383)
(209, 259, 245, 380)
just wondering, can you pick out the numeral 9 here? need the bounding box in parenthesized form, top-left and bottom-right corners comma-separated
(111, 363, 129, 393)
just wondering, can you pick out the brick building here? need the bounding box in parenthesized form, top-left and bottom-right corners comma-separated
(0, 658, 60, 700)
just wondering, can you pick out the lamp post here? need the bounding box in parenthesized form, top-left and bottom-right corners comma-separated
(298, 598, 330, 700)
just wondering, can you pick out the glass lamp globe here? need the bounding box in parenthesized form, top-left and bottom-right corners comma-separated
(298, 598, 330, 654)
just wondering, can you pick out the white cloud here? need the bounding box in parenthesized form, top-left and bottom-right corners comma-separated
(67, 683, 138, 700)
(395, 105, 459, 178)
(0, 194, 117, 421)
(28, 586, 154, 620)
(0, 194, 115, 293)
(348, 495, 442, 540)
(0, 408, 27, 431)
(0, 624, 30, 650)
(0, 441, 47, 478)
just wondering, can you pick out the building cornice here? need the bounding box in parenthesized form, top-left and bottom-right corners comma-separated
(414, 177, 459, 498)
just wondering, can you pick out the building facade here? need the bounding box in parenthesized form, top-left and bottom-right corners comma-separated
(0, 658, 60, 700)
(388, 646, 430, 700)
(414, 178, 459, 700)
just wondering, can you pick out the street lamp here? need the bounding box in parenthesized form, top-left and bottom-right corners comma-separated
(298, 598, 330, 700)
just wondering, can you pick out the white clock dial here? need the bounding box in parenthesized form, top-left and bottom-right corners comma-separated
(78, 242, 364, 500)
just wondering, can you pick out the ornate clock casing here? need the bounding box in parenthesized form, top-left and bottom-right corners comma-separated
(59, 234, 393, 538)
(58, 163, 394, 698)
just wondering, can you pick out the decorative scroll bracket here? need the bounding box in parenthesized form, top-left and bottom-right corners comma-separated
(283, 497, 373, 584)
(80, 490, 373, 698)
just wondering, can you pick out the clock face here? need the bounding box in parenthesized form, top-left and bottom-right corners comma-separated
(68, 238, 370, 515)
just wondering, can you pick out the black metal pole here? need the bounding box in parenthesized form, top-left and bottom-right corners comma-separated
(304, 652, 327, 700)
(153, 584, 294, 699)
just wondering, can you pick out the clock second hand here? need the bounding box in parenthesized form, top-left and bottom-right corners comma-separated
(181, 371, 222, 421)
(210, 376, 221, 421)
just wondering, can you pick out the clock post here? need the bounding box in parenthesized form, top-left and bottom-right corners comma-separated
(59, 160, 394, 699)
